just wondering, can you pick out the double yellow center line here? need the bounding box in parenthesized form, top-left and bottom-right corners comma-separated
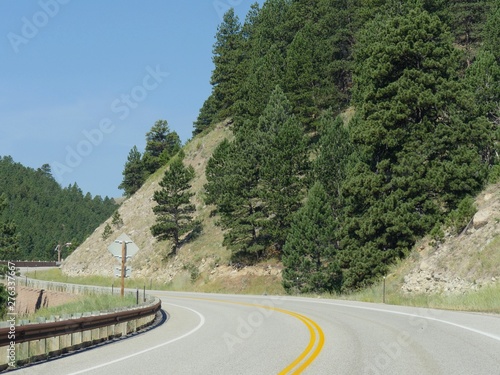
(273, 306, 324, 374)
(169, 296, 325, 374)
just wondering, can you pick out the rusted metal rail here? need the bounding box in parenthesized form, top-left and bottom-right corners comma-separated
(0, 299, 161, 346)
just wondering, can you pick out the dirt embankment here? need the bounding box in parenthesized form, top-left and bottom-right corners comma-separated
(13, 286, 79, 315)
(401, 183, 500, 294)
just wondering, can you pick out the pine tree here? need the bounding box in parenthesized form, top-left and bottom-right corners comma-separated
(205, 86, 309, 261)
(465, 50, 500, 124)
(314, 110, 352, 200)
(101, 223, 112, 241)
(282, 182, 342, 294)
(258, 86, 309, 253)
(211, 8, 245, 121)
(143, 120, 181, 174)
(238, 44, 285, 124)
(205, 129, 266, 263)
(151, 157, 196, 255)
(445, 0, 490, 64)
(483, 3, 500, 61)
(193, 93, 218, 136)
(233, 0, 291, 124)
(284, 21, 318, 128)
(111, 210, 124, 228)
(283, 0, 356, 127)
(119, 146, 145, 197)
(341, 4, 493, 290)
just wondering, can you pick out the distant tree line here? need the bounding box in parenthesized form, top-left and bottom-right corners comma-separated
(200, 0, 500, 293)
(0, 156, 117, 260)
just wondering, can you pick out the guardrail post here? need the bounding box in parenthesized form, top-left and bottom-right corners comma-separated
(0, 295, 161, 367)
(82, 329, 91, 346)
(99, 326, 107, 341)
(47, 336, 59, 357)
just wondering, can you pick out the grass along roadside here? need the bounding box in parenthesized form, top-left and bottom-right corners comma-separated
(25, 268, 171, 292)
(24, 293, 138, 321)
(26, 268, 500, 314)
(342, 275, 500, 314)
(20, 268, 152, 322)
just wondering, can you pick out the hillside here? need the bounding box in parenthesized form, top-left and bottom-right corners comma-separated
(61, 122, 283, 293)
(61, 1, 500, 296)
(61, 118, 500, 296)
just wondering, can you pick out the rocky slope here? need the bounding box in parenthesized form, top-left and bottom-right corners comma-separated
(62, 122, 230, 282)
(401, 183, 500, 294)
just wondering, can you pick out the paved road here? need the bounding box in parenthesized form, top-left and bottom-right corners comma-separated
(13, 291, 500, 374)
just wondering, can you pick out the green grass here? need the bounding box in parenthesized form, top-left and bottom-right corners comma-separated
(26, 268, 171, 291)
(342, 277, 500, 314)
(25, 293, 138, 321)
(27, 268, 499, 313)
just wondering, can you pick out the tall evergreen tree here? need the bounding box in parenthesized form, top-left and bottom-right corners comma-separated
(193, 93, 218, 136)
(445, 0, 490, 64)
(205, 128, 266, 263)
(314, 110, 352, 201)
(238, 44, 286, 124)
(206, 86, 308, 261)
(282, 182, 342, 294)
(483, 2, 500, 61)
(284, 21, 318, 128)
(143, 120, 181, 174)
(151, 157, 196, 255)
(341, 4, 493, 290)
(258, 86, 309, 253)
(119, 146, 145, 197)
(211, 8, 245, 121)
(233, 0, 291, 124)
(465, 50, 500, 126)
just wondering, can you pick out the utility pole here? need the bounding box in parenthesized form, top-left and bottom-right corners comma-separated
(55, 242, 72, 263)
(55, 244, 61, 263)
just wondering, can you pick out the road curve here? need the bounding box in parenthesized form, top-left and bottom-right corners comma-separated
(13, 291, 500, 374)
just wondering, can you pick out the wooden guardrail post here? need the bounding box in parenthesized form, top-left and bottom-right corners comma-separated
(0, 299, 161, 370)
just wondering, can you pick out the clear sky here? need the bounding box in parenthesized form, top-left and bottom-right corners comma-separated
(0, 0, 262, 198)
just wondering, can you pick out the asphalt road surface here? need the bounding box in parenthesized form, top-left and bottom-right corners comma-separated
(13, 291, 500, 374)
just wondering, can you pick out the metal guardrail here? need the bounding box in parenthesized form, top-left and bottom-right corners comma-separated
(1, 276, 163, 370)
(0, 299, 161, 347)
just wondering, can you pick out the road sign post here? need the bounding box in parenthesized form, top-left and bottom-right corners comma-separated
(107, 234, 139, 298)
(121, 240, 126, 297)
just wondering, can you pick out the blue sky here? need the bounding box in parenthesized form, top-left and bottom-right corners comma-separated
(0, 0, 262, 198)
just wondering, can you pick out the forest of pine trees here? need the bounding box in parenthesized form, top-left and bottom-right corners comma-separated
(202, 0, 500, 292)
(0, 156, 117, 261)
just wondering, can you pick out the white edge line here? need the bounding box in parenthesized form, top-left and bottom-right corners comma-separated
(294, 298, 500, 343)
(67, 303, 206, 375)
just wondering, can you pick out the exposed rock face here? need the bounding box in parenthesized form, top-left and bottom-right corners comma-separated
(401, 185, 500, 294)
